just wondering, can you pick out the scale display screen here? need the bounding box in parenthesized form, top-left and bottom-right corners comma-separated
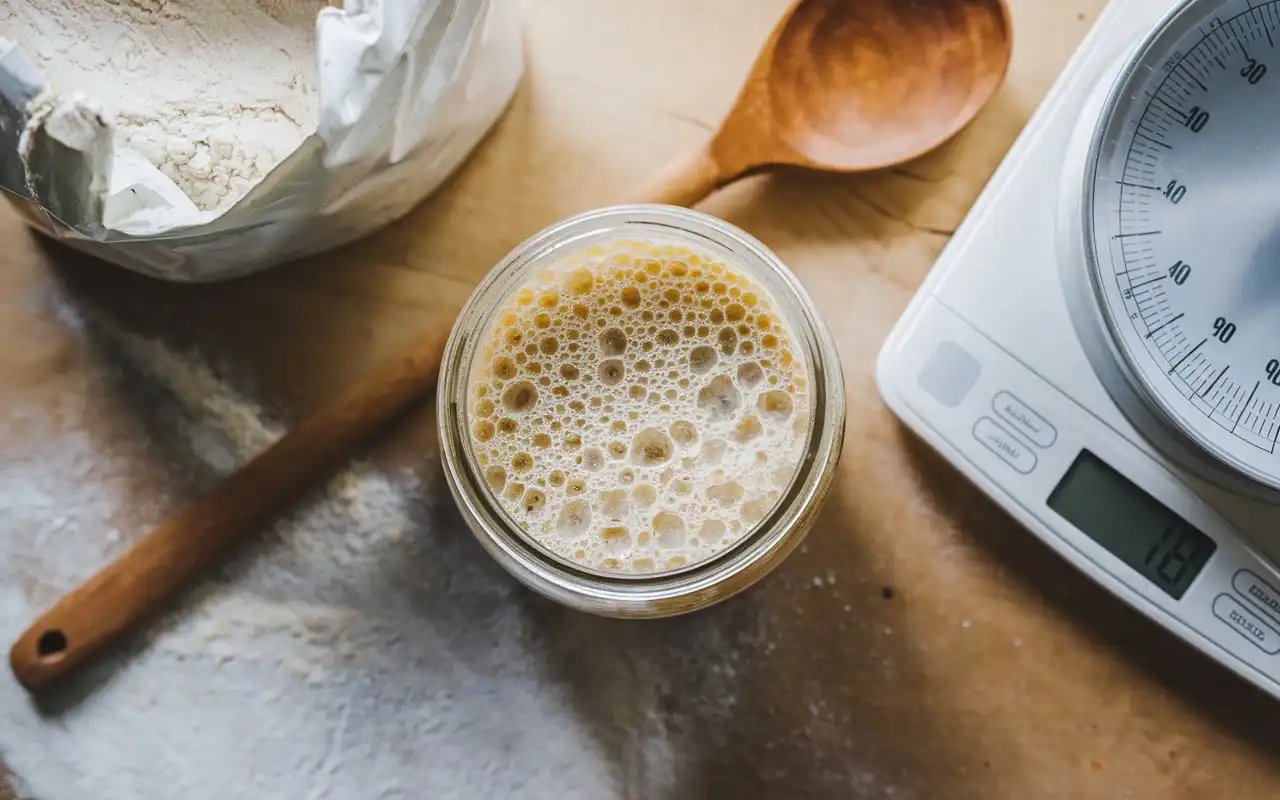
(1048, 451, 1217, 600)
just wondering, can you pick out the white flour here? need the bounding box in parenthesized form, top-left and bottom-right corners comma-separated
(2, 0, 328, 213)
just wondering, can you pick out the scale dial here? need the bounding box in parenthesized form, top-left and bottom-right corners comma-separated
(1080, 0, 1280, 494)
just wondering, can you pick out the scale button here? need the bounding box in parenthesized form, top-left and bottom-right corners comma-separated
(917, 340, 981, 409)
(992, 391, 1057, 448)
(973, 417, 1036, 474)
(1212, 594, 1280, 655)
(1232, 569, 1280, 627)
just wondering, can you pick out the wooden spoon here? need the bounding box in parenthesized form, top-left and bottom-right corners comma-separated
(630, 0, 1014, 207)
(9, 325, 452, 693)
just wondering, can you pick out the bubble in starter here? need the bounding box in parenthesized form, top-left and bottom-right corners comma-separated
(632, 484, 657, 507)
(600, 524, 632, 554)
(738, 361, 764, 387)
(701, 438, 726, 465)
(701, 519, 726, 544)
(717, 327, 737, 356)
(583, 447, 606, 471)
(523, 489, 547, 513)
(630, 427, 674, 465)
(493, 356, 517, 380)
(757, 390, 791, 423)
(600, 327, 627, 356)
(502, 381, 539, 413)
(698, 375, 741, 420)
(598, 359, 625, 385)
(734, 415, 763, 443)
(556, 499, 591, 539)
(654, 512, 686, 549)
(689, 345, 718, 373)
(741, 496, 770, 525)
(669, 420, 698, 448)
(466, 234, 812, 574)
(709, 480, 745, 507)
(601, 489, 629, 517)
(566, 267, 594, 294)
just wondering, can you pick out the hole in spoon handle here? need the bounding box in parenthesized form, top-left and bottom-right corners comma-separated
(11, 615, 83, 691)
(36, 629, 68, 662)
(9, 579, 128, 693)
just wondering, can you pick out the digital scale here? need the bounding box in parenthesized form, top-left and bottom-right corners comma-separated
(877, 0, 1280, 700)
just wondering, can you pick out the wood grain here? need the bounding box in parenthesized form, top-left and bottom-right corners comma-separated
(627, 145, 727, 207)
(3, 0, 1279, 797)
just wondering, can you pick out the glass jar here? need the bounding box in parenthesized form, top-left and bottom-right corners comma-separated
(437, 204, 845, 617)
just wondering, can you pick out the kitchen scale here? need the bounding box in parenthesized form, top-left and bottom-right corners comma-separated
(877, 0, 1280, 700)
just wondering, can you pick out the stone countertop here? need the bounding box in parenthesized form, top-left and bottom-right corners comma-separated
(2, 0, 1279, 797)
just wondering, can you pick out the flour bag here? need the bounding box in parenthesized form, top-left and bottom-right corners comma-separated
(0, 0, 523, 282)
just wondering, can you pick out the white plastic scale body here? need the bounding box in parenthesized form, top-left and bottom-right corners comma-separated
(877, 0, 1280, 700)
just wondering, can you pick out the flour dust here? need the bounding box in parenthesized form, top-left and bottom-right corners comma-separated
(0, 298, 631, 800)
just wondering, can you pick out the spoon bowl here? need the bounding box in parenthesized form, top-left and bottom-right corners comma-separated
(632, 0, 1014, 206)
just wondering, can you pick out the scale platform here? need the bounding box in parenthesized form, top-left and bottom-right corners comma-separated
(876, 0, 1280, 700)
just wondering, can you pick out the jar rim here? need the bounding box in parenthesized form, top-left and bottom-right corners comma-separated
(437, 204, 846, 616)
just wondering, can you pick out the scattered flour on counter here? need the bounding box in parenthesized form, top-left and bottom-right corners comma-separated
(4, 0, 330, 213)
(0, 300, 625, 800)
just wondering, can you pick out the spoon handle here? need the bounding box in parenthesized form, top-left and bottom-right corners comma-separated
(9, 323, 453, 694)
(629, 145, 727, 207)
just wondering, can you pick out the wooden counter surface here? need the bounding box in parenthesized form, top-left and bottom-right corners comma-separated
(3, 0, 1279, 797)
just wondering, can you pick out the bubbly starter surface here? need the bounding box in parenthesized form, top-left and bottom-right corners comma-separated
(466, 236, 811, 574)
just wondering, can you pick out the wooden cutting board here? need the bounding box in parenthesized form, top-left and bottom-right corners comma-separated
(3, 1, 1279, 797)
